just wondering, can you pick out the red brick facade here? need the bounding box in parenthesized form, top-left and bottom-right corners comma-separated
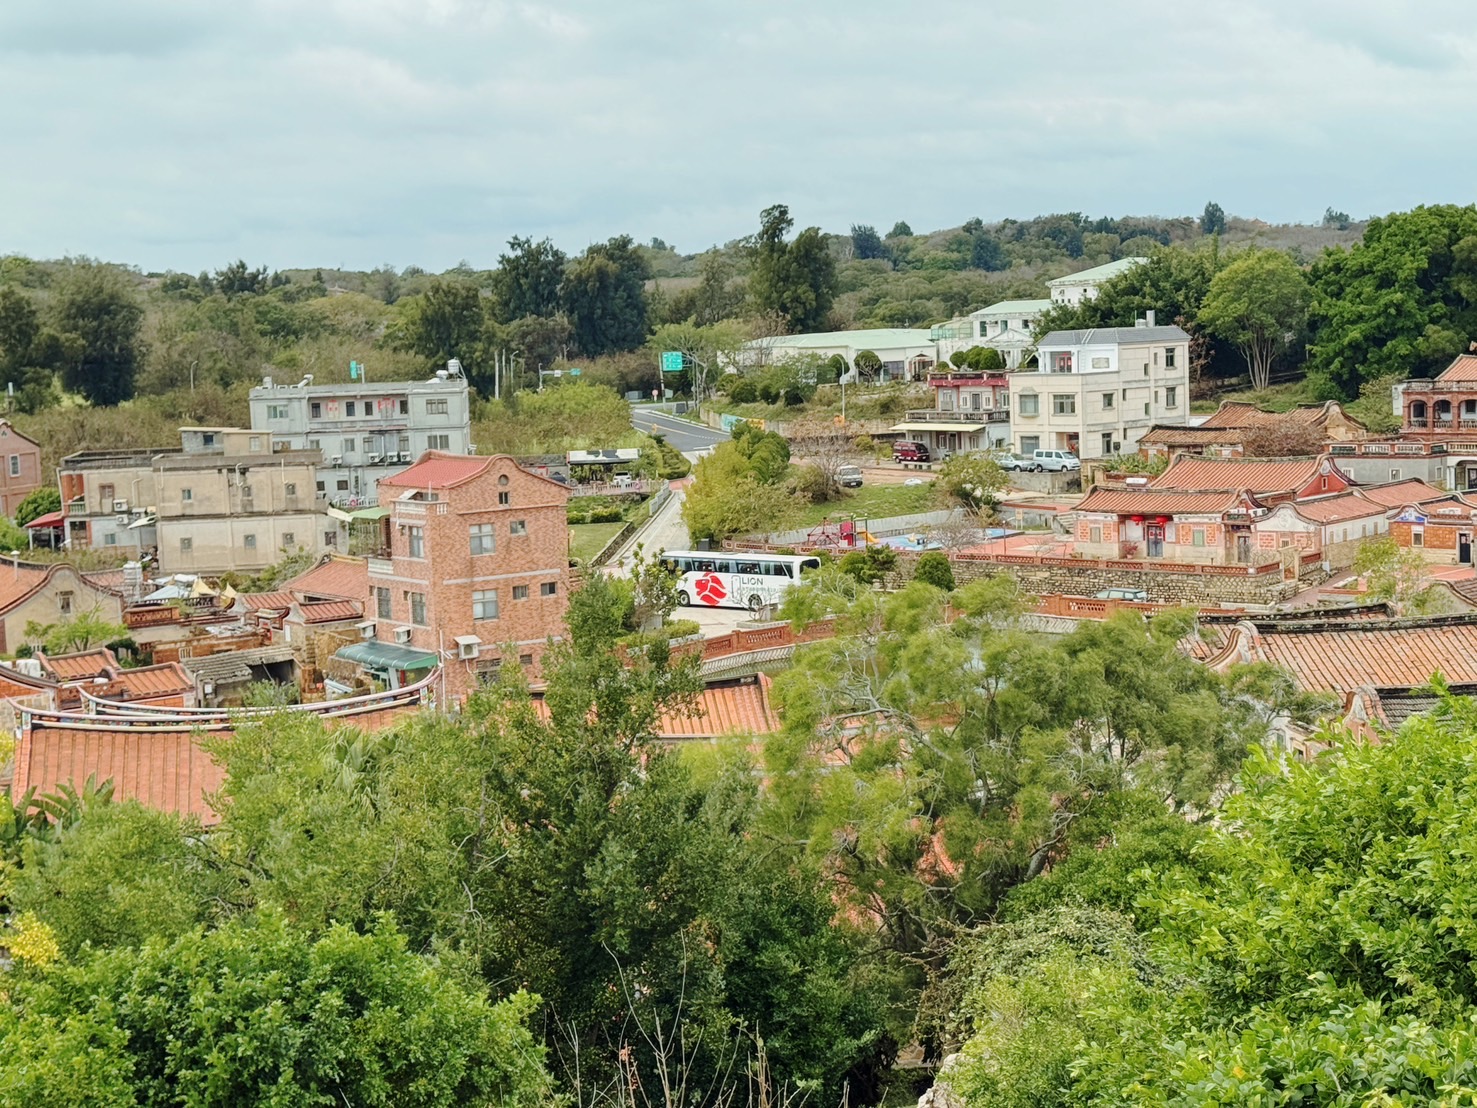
(372, 453, 570, 701)
(0, 421, 44, 517)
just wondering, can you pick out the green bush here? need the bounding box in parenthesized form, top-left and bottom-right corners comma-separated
(913, 551, 955, 591)
(725, 376, 759, 404)
(838, 545, 898, 585)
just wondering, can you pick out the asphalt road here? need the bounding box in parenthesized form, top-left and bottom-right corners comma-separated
(634, 406, 730, 454)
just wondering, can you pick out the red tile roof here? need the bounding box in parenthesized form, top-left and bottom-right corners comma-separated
(1151, 454, 1330, 494)
(103, 663, 194, 700)
(382, 451, 492, 490)
(1137, 426, 1248, 446)
(0, 560, 55, 615)
(14, 715, 227, 823)
(283, 555, 369, 602)
(1077, 487, 1247, 515)
(1436, 354, 1477, 383)
(299, 599, 364, 624)
(23, 509, 64, 529)
(38, 648, 118, 682)
(1291, 493, 1388, 524)
(656, 677, 780, 739)
(240, 591, 294, 611)
(1238, 615, 1477, 693)
(1198, 401, 1340, 430)
(1353, 478, 1450, 508)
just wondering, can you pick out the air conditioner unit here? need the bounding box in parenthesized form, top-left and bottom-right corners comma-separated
(356, 620, 375, 640)
(394, 627, 412, 644)
(397, 451, 410, 462)
(368, 453, 384, 464)
(454, 634, 482, 660)
(115, 514, 129, 526)
(330, 454, 343, 465)
(112, 499, 129, 512)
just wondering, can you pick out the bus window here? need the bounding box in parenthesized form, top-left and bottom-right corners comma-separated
(767, 562, 793, 578)
(737, 561, 761, 574)
(697, 560, 716, 573)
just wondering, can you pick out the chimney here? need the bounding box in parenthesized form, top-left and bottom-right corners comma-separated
(1146, 310, 1156, 328)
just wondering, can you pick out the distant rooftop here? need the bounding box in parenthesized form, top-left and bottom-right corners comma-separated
(743, 328, 934, 351)
(1046, 257, 1148, 287)
(1036, 324, 1191, 347)
(249, 375, 468, 397)
(970, 298, 1053, 317)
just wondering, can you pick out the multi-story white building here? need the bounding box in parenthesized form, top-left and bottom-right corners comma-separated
(931, 298, 1053, 368)
(1009, 316, 1190, 460)
(1046, 257, 1147, 306)
(248, 372, 473, 508)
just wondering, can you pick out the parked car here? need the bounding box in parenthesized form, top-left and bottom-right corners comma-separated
(893, 440, 931, 463)
(837, 464, 864, 488)
(992, 452, 1042, 473)
(1095, 587, 1149, 602)
(1033, 449, 1081, 472)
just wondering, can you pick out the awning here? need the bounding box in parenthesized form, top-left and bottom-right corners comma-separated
(890, 421, 991, 433)
(327, 505, 390, 523)
(335, 641, 438, 672)
(127, 514, 157, 529)
(23, 510, 64, 529)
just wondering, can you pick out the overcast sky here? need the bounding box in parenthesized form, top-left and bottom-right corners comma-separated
(0, 0, 1469, 272)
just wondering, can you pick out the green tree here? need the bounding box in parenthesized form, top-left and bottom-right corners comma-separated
(211, 259, 269, 299)
(969, 232, 1007, 271)
(888, 221, 913, 238)
(0, 287, 68, 412)
(494, 235, 566, 321)
(1323, 205, 1353, 230)
(1307, 204, 1477, 396)
(1353, 533, 1440, 614)
(390, 278, 493, 390)
(853, 349, 883, 381)
(1199, 200, 1226, 235)
(950, 345, 1005, 372)
(561, 234, 650, 356)
(1197, 249, 1312, 389)
(52, 265, 144, 406)
(749, 205, 838, 333)
(934, 453, 1007, 515)
(913, 550, 955, 591)
(14, 477, 70, 524)
(24, 605, 129, 654)
(682, 438, 794, 542)
(851, 224, 888, 261)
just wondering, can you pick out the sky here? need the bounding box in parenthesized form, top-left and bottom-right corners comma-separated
(0, 0, 1471, 272)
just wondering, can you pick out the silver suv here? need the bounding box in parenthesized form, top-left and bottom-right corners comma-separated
(1032, 449, 1081, 472)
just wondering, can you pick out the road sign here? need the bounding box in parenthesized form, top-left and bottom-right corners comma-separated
(349, 360, 361, 380)
(660, 351, 684, 373)
(568, 367, 582, 377)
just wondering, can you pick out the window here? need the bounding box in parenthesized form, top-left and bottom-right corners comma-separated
(336, 478, 349, 491)
(1090, 356, 1110, 369)
(7, 455, 17, 477)
(324, 531, 337, 547)
(99, 483, 115, 504)
(343, 438, 355, 454)
(398, 434, 410, 454)
(1089, 526, 1102, 544)
(469, 523, 495, 555)
(104, 533, 118, 547)
(363, 438, 373, 455)
(426, 399, 449, 415)
(1143, 365, 1150, 376)
(1052, 394, 1076, 415)
(498, 491, 510, 506)
(407, 526, 424, 558)
(410, 592, 427, 624)
(978, 321, 989, 338)
(1165, 347, 1177, 368)
(285, 482, 297, 496)
(513, 584, 529, 601)
(1165, 386, 1178, 408)
(497, 475, 509, 486)
(346, 401, 356, 417)
(203, 433, 215, 447)
(1102, 392, 1114, 409)
(1018, 393, 1039, 416)
(316, 480, 325, 494)
(377, 587, 391, 618)
(1144, 402, 1151, 416)
(181, 488, 193, 502)
(1153, 350, 1160, 366)
(1101, 432, 1114, 455)
(309, 438, 321, 453)
(1413, 528, 1425, 548)
(520, 653, 534, 667)
(58, 591, 73, 616)
(1050, 353, 1073, 373)
(1020, 436, 1040, 455)
(267, 404, 289, 420)
(310, 401, 322, 418)
(473, 589, 499, 620)
(282, 532, 295, 547)
(244, 534, 257, 549)
(399, 398, 409, 415)
(509, 519, 527, 536)
(540, 582, 558, 597)
(180, 537, 193, 552)
(1192, 528, 1206, 547)
(241, 485, 253, 500)
(427, 434, 450, 450)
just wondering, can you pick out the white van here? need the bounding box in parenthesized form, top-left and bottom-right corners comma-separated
(1032, 449, 1081, 472)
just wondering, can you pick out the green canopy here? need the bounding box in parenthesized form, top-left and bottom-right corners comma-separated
(335, 641, 437, 672)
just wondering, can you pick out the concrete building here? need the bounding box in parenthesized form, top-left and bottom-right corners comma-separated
(0, 556, 125, 654)
(59, 428, 324, 574)
(890, 370, 1011, 456)
(1046, 257, 1147, 306)
(734, 328, 937, 381)
(1010, 318, 1190, 459)
(355, 452, 570, 702)
(248, 371, 473, 509)
(931, 299, 1053, 369)
(0, 420, 44, 516)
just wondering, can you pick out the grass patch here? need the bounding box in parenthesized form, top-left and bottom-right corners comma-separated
(787, 481, 937, 528)
(1191, 379, 1319, 414)
(568, 522, 627, 563)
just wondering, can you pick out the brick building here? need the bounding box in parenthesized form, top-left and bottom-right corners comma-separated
(0, 420, 44, 517)
(361, 452, 570, 701)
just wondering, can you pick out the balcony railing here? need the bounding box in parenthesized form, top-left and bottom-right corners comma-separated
(903, 408, 1010, 423)
(927, 371, 1010, 387)
(329, 494, 378, 510)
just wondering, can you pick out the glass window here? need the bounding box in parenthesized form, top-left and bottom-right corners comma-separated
(285, 483, 297, 496)
(336, 478, 349, 491)
(1089, 526, 1102, 544)
(540, 582, 557, 597)
(180, 537, 192, 552)
(513, 584, 529, 600)
(1101, 432, 1114, 455)
(737, 561, 761, 574)
(377, 587, 391, 618)
(181, 488, 192, 501)
(1018, 394, 1039, 416)
(520, 653, 534, 666)
(407, 526, 424, 558)
(399, 398, 409, 414)
(1166, 386, 1178, 408)
(310, 401, 322, 418)
(104, 533, 118, 546)
(1101, 392, 1114, 409)
(1052, 394, 1077, 415)
(244, 534, 256, 549)
(99, 482, 115, 503)
(470, 523, 495, 555)
(1165, 346, 1177, 368)
(1413, 528, 1425, 547)
(324, 530, 337, 546)
(1020, 436, 1040, 455)
(1192, 528, 1206, 547)
(282, 532, 294, 547)
(1051, 353, 1073, 373)
(509, 520, 527, 536)
(410, 592, 427, 624)
(8, 455, 18, 477)
(473, 589, 499, 620)
(427, 434, 450, 450)
(58, 591, 73, 615)
(427, 399, 449, 415)
(346, 401, 356, 417)
(498, 491, 510, 506)
(343, 438, 355, 454)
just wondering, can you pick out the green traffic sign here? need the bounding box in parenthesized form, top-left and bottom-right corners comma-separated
(660, 351, 684, 373)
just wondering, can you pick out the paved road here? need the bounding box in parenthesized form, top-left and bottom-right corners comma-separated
(634, 406, 730, 454)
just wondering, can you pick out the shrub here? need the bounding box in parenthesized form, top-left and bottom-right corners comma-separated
(914, 551, 955, 591)
(725, 376, 759, 404)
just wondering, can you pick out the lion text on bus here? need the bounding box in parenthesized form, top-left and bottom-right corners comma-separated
(659, 551, 821, 613)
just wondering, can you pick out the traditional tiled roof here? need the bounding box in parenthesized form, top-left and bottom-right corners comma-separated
(382, 451, 492, 490)
(13, 714, 228, 823)
(240, 591, 295, 611)
(299, 600, 364, 624)
(1152, 454, 1334, 494)
(0, 559, 56, 615)
(104, 663, 194, 700)
(37, 647, 118, 682)
(1198, 401, 1343, 430)
(283, 555, 369, 602)
(1351, 478, 1450, 508)
(1234, 614, 1477, 693)
(1436, 354, 1477, 383)
(655, 677, 780, 740)
(1137, 425, 1248, 446)
(1076, 487, 1249, 515)
(1289, 493, 1389, 525)
(1365, 683, 1477, 729)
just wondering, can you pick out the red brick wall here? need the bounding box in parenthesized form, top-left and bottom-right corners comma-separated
(0, 424, 44, 517)
(374, 458, 570, 700)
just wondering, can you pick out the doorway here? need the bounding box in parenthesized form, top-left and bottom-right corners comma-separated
(1235, 532, 1252, 564)
(1146, 524, 1165, 558)
(1461, 532, 1472, 566)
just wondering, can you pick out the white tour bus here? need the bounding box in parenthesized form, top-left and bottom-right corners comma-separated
(660, 551, 822, 612)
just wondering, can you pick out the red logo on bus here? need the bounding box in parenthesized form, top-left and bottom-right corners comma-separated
(694, 572, 726, 605)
